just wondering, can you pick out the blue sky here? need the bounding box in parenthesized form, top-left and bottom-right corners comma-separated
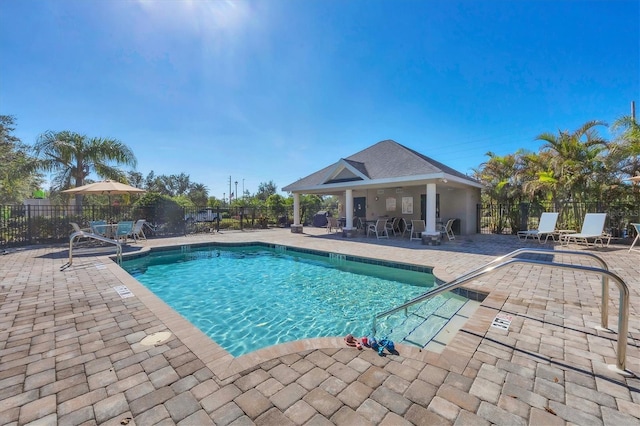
(1, 0, 638, 199)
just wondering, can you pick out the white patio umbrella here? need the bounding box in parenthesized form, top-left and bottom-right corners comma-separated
(62, 180, 146, 196)
(62, 180, 146, 206)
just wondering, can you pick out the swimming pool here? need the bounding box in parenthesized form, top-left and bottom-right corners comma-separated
(122, 244, 466, 356)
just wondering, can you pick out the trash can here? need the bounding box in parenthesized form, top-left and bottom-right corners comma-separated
(313, 211, 329, 227)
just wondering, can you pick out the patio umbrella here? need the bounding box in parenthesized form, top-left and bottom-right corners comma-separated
(62, 180, 146, 207)
(62, 180, 146, 196)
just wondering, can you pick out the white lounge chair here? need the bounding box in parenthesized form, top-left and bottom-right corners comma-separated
(562, 213, 608, 247)
(69, 222, 93, 245)
(629, 223, 640, 252)
(368, 219, 389, 239)
(129, 219, 147, 242)
(517, 212, 559, 244)
(409, 220, 425, 241)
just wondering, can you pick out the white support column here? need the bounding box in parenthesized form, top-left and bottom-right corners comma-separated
(425, 183, 437, 233)
(345, 189, 354, 230)
(291, 193, 303, 233)
(293, 193, 300, 225)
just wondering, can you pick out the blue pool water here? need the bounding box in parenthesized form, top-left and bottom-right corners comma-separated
(122, 245, 458, 356)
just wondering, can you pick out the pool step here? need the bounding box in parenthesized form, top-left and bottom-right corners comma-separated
(382, 296, 480, 352)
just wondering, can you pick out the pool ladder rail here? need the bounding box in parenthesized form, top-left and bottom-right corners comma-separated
(63, 229, 123, 269)
(372, 248, 632, 376)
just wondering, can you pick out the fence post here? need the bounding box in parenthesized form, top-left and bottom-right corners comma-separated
(26, 205, 32, 244)
(519, 202, 529, 231)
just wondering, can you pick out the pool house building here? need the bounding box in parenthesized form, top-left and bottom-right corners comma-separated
(283, 139, 484, 238)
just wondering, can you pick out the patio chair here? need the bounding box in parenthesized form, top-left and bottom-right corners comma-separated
(562, 213, 608, 247)
(400, 218, 411, 238)
(368, 219, 389, 239)
(517, 212, 559, 244)
(440, 218, 456, 241)
(409, 220, 425, 241)
(89, 220, 108, 237)
(326, 217, 340, 233)
(386, 217, 401, 236)
(128, 219, 147, 242)
(629, 223, 640, 252)
(114, 221, 134, 243)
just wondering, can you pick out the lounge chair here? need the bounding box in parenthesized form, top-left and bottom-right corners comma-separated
(70, 222, 92, 245)
(440, 218, 456, 241)
(562, 213, 608, 247)
(368, 219, 389, 239)
(129, 219, 147, 242)
(629, 223, 640, 252)
(409, 220, 425, 241)
(517, 212, 559, 244)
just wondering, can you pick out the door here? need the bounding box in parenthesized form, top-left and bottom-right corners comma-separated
(420, 194, 440, 221)
(354, 197, 366, 218)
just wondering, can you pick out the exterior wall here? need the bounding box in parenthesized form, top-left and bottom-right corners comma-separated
(337, 185, 481, 235)
(438, 187, 480, 235)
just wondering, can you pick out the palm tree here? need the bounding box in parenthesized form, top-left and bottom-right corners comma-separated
(33, 130, 137, 206)
(535, 120, 608, 203)
(536, 120, 608, 225)
(610, 115, 640, 179)
(473, 152, 523, 233)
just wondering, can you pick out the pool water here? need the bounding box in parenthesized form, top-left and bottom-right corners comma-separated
(122, 245, 462, 356)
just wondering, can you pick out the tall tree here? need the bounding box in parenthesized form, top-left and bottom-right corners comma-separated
(32, 131, 137, 206)
(256, 181, 277, 201)
(126, 171, 144, 188)
(188, 183, 209, 206)
(0, 115, 42, 203)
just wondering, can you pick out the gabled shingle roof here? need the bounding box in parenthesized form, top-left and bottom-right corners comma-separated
(283, 139, 480, 191)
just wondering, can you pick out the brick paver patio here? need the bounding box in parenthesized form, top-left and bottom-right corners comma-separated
(1, 228, 638, 425)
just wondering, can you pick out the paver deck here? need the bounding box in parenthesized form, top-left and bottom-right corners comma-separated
(1, 228, 638, 425)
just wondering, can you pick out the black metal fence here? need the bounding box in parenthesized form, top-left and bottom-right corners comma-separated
(0, 204, 296, 248)
(3, 201, 638, 248)
(477, 201, 640, 239)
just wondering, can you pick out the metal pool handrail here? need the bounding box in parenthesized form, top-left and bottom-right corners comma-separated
(65, 230, 122, 268)
(372, 249, 631, 374)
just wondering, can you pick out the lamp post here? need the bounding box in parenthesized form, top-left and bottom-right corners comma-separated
(223, 193, 226, 207)
(242, 179, 245, 201)
(235, 181, 238, 203)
